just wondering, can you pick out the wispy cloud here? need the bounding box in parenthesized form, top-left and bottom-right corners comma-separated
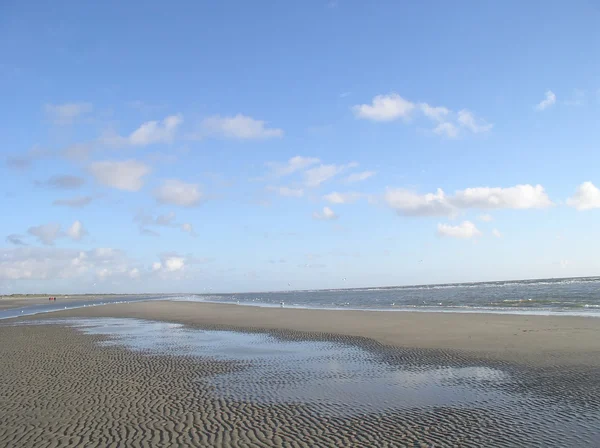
(198, 114, 283, 140)
(323, 192, 364, 204)
(89, 160, 151, 191)
(353, 93, 492, 138)
(304, 162, 357, 187)
(27, 220, 87, 245)
(101, 115, 183, 147)
(563, 89, 586, 106)
(153, 179, 203, 207)
(44, 102, 93, 125)
(437, 221, 481, 239)
(36, 175, 85, 190)
(53, 196, 93, 208)
(6, 234, 27, 246)
(345, 170, 375, 183)
(266, 156, 320, 177)
(313, 206, 338, 220)
(267, 186, 304, 197)
(535, 90, 556, 111)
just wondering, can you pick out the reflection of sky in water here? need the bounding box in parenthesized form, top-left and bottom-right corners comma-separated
(10, 317, 600, 444)
(25, 318, 512, 415)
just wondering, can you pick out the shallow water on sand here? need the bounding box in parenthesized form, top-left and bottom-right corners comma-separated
(15, 317, 600, 446)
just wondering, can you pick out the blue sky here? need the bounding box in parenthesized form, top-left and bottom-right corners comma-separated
(1, 0, 600, 293)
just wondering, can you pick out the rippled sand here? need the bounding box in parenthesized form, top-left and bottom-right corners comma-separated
(2, 302, 600, 447)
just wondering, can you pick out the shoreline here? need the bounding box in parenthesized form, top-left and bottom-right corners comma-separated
(20, 300, 600, 367)
(0, 294, 158, 311)
(170, 296, 600, 317)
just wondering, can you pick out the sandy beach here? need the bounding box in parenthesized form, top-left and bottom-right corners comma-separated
(2, 301, 599, 447)
(30, 300, 600, 366)
(0, 294, 154, 311)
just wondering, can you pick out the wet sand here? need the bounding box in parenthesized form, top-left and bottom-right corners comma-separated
(33, 300, 600, 366)
(2, 301, 599, 447)
(0, 294, 154, 311)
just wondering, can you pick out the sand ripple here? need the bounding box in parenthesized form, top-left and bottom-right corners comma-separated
(0, 321, 599, 447)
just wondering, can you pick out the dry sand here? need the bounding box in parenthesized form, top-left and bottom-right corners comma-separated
(33, 300, 600, 366)
(2, 301, 599, 447)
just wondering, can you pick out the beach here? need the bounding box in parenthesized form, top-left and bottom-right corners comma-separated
(2, 301, 599, 447)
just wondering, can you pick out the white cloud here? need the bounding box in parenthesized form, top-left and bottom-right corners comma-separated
(492, 228, 502, 238)
(27, 220, 88, 245)
(352, 93, 415, 121)
(323, 192, 364, 204)
(0, 247, 207, 285)
(44, 102, 93, 125)
(0, 247, 137, 281)
(478, 214, 493, 222)
(437, 221, 481, 239)
(164, 256, 185, 272)
(535, 90, 556, 111)
(89, 159, 151, 191)
(266, 156, 320, 177)
(151, 253, 189, 275)
(385, 188, 455, 217)
(66, 220, 87, 241)
(129, 114, 182, 145)
(53, 196, 93, 208)
(0, 245, 202, 284)
(419, 103, 450, 122)
(101, 115, 182, 147)
(154, 179, 203, 207)
(304, 162, 357, 187)
(353, 94, 491, 137)
(452, 184, 552, 209)
(457, 109, 493, 133)
(345, 171, 375, 183)
(27, 223, 62, 245)
(200, 114, 283, 140)
(566, 182, 600, 210)
(313, 206, 338, 220)
(433, 122, 459, 138)
(268, 186, 304, 197)
(385, 184, 552, 216)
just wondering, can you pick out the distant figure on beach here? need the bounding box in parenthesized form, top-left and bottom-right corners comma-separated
(280, 301, 285, 308)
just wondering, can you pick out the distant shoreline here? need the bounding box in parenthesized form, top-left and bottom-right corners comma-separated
(2, 274, 599, 297)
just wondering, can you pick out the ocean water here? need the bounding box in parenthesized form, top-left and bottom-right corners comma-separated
(172, 276, 600, 316)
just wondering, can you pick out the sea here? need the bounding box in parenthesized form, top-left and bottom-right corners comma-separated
(172, 276, 600, 317)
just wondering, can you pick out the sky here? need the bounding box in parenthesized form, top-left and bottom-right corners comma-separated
(1, 0, 600, 294)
